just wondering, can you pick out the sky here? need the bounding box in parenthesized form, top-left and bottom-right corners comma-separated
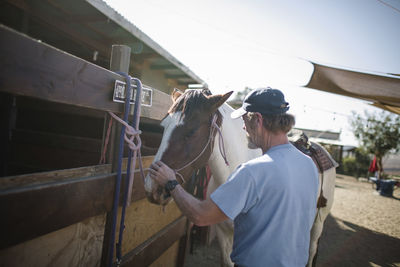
(105, 0, 400, 146)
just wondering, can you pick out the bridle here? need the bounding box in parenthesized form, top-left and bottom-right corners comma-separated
(173, 113, 229, 184)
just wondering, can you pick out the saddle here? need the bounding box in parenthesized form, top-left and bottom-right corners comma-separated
(291, 133, 338, 208)
(292, 133, 337, 173)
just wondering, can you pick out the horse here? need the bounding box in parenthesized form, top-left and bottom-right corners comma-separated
(144, 88, 337, 267)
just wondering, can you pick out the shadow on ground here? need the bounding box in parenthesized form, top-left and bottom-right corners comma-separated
(317, 214, 400, 267)
(185, 214, 400, 267)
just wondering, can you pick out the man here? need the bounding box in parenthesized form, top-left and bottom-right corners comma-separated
(149, 87, 319, 267)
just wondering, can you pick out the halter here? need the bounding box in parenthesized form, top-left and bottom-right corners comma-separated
(173, 113, 229, 184)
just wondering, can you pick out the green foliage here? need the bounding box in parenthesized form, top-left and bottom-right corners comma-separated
(341, 147, 371, 178)
(350, 110, 400, 178)
(233, 86, 253, 101)
(341, 157, 357, 176)
(229, 87, 254, 109)
(350, 110, 400, 156)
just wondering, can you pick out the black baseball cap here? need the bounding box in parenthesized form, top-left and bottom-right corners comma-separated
(231, 87, 289, 119)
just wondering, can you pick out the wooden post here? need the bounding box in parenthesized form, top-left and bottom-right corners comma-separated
(108, 45, 132, 167)
(177, 220, 193, 267)
(0, 94, 16, 177)
(101, 45, 131, 267)
(109, 45, 131, 75)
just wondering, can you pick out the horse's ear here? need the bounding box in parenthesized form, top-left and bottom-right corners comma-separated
(207, 91, 233, 111)
(171, 88, 183, 102)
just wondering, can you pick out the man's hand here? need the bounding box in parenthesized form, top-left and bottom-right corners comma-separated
(149, 161, 228, 226)
(149, 161, 176, 186)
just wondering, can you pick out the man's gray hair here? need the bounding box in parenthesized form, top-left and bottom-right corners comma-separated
(247, 112, 295, 133)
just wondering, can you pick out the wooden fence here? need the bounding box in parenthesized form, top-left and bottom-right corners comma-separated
(0, 24, 190, 267)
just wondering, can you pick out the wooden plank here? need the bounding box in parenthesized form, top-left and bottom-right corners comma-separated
(121, 216, 187, 267)
(0, 25, 170, 121)
(150, 241, 180, 267)
(0, 209, 185, 267)
(0, 156, 154, 190)
(0, 164, 109, 190)
(0, 173, 115, 249)
(117, 199, 183, 256)
(0, 214, 106, 267)
(165, 74, 188, 79)
(0, 156, 154, 249)
(0, 172, 149, 249)
(150, 64, 176, 70)
(6, 0, 112, 59)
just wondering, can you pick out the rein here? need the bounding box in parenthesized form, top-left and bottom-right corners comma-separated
(173, 113, 229, 184)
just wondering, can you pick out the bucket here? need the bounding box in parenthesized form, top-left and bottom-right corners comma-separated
(378, 180, 397, 197)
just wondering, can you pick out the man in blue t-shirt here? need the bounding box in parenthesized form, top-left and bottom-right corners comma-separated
(150, 87, 319, 267)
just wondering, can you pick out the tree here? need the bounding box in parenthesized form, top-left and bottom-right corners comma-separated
(234, 86, 253, 101)
(350, 110, 400, 178)
(341, 147, 371, 178)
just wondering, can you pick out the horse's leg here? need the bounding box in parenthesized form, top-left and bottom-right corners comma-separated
(311, 238, 320, 267)
(307, 210, 324, 267)
(206, 177, 234, 267)
(215, 221, 234, 267)
(205, 176, 218, 245)
(307, 167, 336, 267)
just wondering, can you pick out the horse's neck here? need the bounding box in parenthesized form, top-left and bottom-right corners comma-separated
(208, 104, 262, 185)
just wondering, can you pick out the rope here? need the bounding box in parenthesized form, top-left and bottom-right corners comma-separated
(108, 111, 146, 196)
(106, 72, 144, 267)
(99, 118, 113, 164)
(108, 111, 141, 150)
(212, 116, 229, 166)
(99, 113, 146, 180)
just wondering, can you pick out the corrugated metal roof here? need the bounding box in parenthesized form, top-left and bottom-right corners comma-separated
(0, 0, 206, 89)
(87, 0, 206, 87)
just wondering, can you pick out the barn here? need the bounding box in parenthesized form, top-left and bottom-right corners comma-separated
(0, 0, 206, 266)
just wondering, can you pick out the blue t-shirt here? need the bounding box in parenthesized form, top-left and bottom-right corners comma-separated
(211, 143, 319, 267)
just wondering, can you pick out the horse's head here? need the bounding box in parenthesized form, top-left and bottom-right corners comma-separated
(144, 88, 233, 205)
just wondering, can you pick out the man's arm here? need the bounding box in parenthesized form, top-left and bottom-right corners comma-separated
(149, 161, 228, 226)
(170, 184, 228, 226)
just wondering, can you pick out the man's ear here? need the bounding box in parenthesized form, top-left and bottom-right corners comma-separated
(171, 88, 183, 102)
(207, 91, 233, 112)
(256, 113, 263, 127)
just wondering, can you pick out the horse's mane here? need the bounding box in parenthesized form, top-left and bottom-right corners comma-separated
(168, 89, 223, 126)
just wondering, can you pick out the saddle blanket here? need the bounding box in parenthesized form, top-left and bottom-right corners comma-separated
(292, 133, 338, 173)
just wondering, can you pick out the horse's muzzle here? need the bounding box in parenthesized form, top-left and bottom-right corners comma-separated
(145, 186, 172, 206)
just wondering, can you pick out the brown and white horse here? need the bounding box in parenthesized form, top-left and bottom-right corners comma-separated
(144, 89, 336, 267)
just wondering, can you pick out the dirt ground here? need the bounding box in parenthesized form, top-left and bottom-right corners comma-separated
(185, 175, 400, 267)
